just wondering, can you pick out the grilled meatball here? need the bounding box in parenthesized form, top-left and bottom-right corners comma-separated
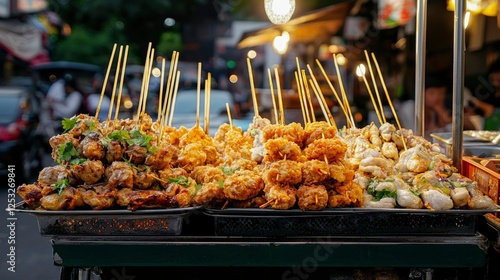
(78, 132, 105, 160)
(105, 161, 134, 188)
(72, 160, 105, 184)
(80, 185, 116, 210)
(125, 144, 148, 164)
(38, 165, 75, 187)
(40, 187, 84, 210)
(105, 140, 126, 163)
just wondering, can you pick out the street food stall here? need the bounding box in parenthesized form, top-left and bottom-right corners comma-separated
(9, 1, 500, 280)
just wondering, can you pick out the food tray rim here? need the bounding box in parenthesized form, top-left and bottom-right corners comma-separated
(204, 207, 500, 217)
(8, 202, 203, 216)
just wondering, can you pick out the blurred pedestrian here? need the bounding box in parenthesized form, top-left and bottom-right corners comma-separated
(468, 59, 500, 130)
(47, 74, 84, 120)
(86, 73, 111, 121)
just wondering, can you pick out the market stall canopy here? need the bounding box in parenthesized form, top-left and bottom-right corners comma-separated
(237, 1, 354, 49)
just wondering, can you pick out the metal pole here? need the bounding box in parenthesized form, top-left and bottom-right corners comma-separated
(414, 0, 427, 136)
(452, 0, 466, 171)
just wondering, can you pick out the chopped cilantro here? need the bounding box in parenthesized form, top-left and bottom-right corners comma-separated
(217, 180, 224, 188)
(221, 166, 239, 176)
(127, 129, 152, 149)
(168, 176, 190, 187)
(61, 116, 78, 132)
(367, 180, 396, 201)
(101, 130, 130, 147)
(195, 184, 202, 191)
(70, 158, 88, 165)
(57, 142, 80, 163)
(54, 178, 70, 195)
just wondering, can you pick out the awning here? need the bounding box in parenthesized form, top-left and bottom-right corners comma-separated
(237, 1, 354, 48)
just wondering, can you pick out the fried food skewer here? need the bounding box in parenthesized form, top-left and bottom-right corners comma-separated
(267, 68, 279, 124)
(364, 50, 386, 123)
(357, 64, 383, 125)
(295, 71, 307, 125)
(274, 67, 285, 125)
(301, 70, 316, 122)
(333, 53, 355, 128)
(247, 57, 260, 118)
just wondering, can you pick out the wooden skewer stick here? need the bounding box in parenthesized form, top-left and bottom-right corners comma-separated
(141, 48, 155, 116)
(95, 43, 117, 122)
(274, 67, 285, 125)
(295, 71, 307, 126)
(371, 52, 407, 151)
(107, 45, 124, 122)
(315, 59, 351, 127)
(321, 133, 329, 165)
(295, 58, 309, 124)
(259, 198, 276, 209)
(159, 52, 177, 141)
(333, 54, 355, 128)
(157, 57, 166, 122)
(114, 45, 129, 122)
(267, 68, 279, 125)
(360, 70, 383, 125)
(136, 42, 152, 122)
(205, 72, 212, 135)
(196, 62, 202, 127)
(163, 51, 179, 128)
(301, 70, 316, 123)
(371, 52, 403, 130)
(168, 70, 181, 127)
(226, 102, 233, 130)
(306, 64, 337, 129)
(247, 58, 259, 118)
(309, 79, 330, 125)
(364, 50, 386, 123)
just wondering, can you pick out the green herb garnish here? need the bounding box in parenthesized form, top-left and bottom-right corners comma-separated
(221, 166, 239, 176)
(57, 142, 80, 163)
(70, 158, 88, 165)
(54, 178, 71, 195)
(62, 116, 78, 132)
(101, 130, 130, 147)
(168, 176, 190, 187)
(217, 180, 224, 188)
(127, 129, 152, 149)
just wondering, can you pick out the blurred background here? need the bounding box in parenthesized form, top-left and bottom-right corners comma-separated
(0, 0, 499, 279)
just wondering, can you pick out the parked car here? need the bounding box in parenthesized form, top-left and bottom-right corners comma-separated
(170, 89, 253, 135)
(0, 87, 44, 182)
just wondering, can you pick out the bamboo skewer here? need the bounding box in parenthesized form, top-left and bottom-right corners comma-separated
(315, 59, 351, 127)
(196, 62, 202, 127)
(296, 58, 310, 124)
(226, 102, 233, 129)
(114, 45, 129, 122)
(95, 43, 117, 122)
(205, 73, 212, 134)
(107, 45, 124, 122)
(371, 52, 407, 151)
(163, 51, 179, 128)
(306, 64, 337, 129)
(309, 79, 331, 127)
(364, 50, 386, 123)
(247, 58, 259, 118)
(141, 48, 155, 117)
(157, 58, 166, 122)
(301, 70, 316, 123)
(371, 53, 403, 130)
(274, 67, 285, 125)
(136, 43, 152, 123)
(295, 71, 307, 125)
(267, 69, 279, 125)
(333, 54, 355, 128)
(168, 70, 181, 127)
(159, 51, 178, 141)
(359, 68, 383, 125)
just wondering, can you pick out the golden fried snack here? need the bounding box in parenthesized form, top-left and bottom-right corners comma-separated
(262, 123, 305, 148)
(224, 169, 264, 201)
(79, 185, 116, 210)
(303, 138, 347, 162)
(303, 121, 337, 146)
(17, 183, 43, 208)
(72, 160, 105, 185)
(78, 132, 105, 160)
(40, 187, 84, 210)
(327, 181, 363, 208)
(263, 184, 297, 210)
(190, 165, 225, 184)
(177, 142, 207, 172)
(145, 143, 176, 170)
(105, 161, 134, 188)
(158, 167, 189, 188)
(302, 160, 329, 185)
(296, 184, 328, 211)
(263, 160, 302, 185)
(193, 181, 225, 206)
(231, 196, 267, 208)
(263, 138, 303, 163)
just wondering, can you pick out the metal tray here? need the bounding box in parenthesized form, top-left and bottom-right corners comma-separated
(204, 208, 500, 237)
(9, 202, 202, 237)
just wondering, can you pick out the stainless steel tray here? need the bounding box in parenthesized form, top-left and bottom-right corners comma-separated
(9, 202, 202, 236)
(204, 208, 500, 237)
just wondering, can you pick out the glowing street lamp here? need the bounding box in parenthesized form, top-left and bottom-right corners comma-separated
(264, 0, 295, 24)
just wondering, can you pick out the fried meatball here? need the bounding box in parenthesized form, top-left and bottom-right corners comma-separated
(263, 138, 303, 163)
(192, 181, 225, 205)
(304, 121, 337, 146)
(177, 142, 207, 172)
(302, 160, 330, 185)
(263, 160, 302, 185)
(191, 165, 226, 184)
(224, 169, 264, 201)
(105, 161, 134, 188)
(262, 123, 305, 148)
(72, 160, 105, 185)
(303, 138, 347, 162)
(327, 181, 364, 208)
(296, 184, 328, 211)
(263, 184, 297, 210)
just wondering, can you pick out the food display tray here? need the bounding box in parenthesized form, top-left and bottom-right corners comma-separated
(204, 208, 500, 237)
(10, 202, 202, 237)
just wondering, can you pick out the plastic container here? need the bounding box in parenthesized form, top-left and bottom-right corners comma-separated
(462, 157, 500, 212)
